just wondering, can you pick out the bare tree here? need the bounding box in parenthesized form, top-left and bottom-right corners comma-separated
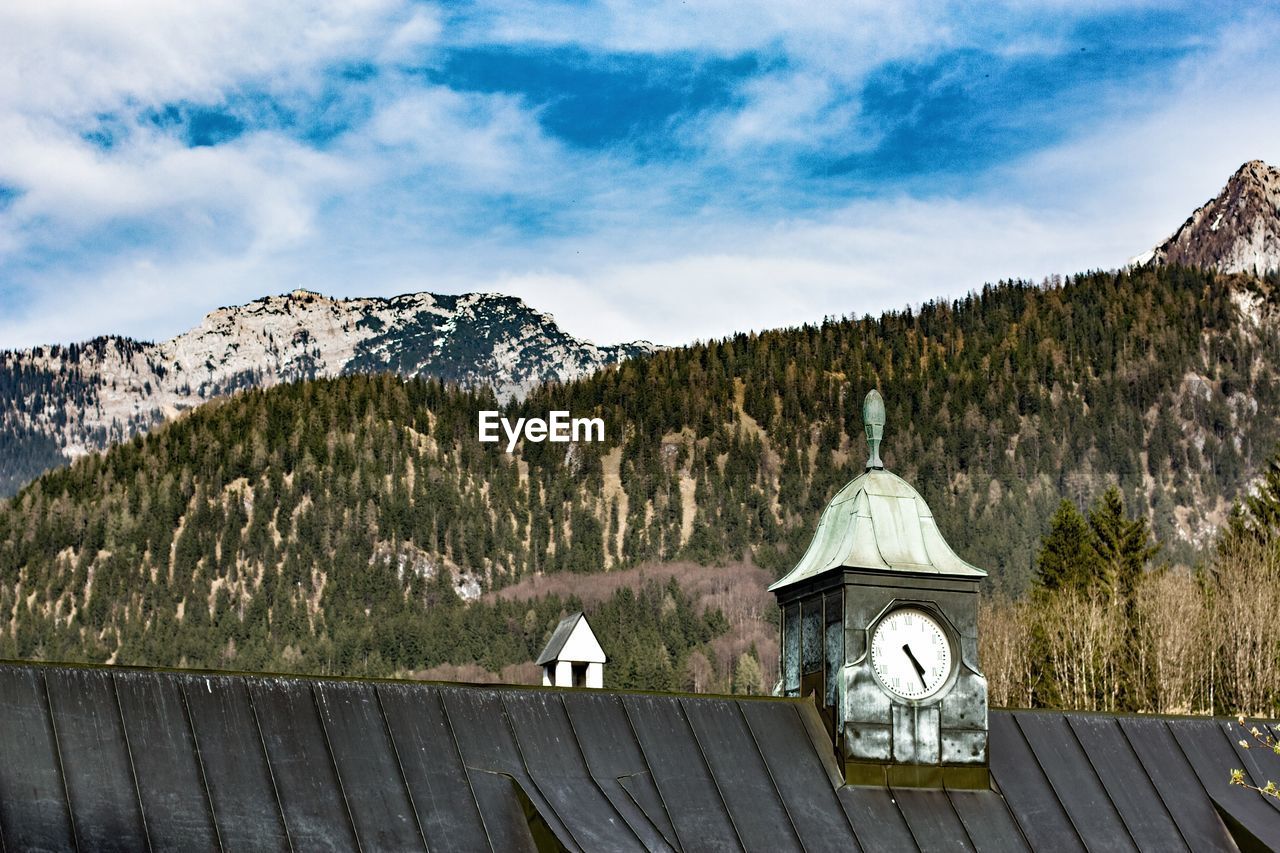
(979, 595, 1037, 708)
(1212, 537, 1280, 716)
(1136, 569, 1212, 714)
(685, 650, 714, 693)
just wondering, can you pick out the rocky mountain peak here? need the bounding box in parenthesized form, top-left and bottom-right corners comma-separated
(1135, 159, 1280, 274)
(1, 289, 657, 495)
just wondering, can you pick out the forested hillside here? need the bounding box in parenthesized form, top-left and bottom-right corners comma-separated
(0, 289, 655, 497)
(3, 265, 1280, 688)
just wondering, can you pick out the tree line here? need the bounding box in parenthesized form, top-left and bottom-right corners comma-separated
(981, 460, 1280, 716)
(3, 265, 1280, 692)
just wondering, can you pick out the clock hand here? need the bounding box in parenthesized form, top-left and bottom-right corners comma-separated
(902, 644, 927, 686)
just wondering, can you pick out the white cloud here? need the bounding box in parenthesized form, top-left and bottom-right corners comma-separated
(1, 0, 1278, 357)
(489, 195, 1126, 346)
(364, 86, 561, 190)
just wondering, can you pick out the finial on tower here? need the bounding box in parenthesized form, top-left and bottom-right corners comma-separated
(863, 389, 886, 470)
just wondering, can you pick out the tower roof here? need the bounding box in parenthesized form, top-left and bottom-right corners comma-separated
(769, 468, 986, 591)
(770, 389, 986, 592)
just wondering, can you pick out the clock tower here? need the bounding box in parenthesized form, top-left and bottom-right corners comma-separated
(770, 390, 989, 789)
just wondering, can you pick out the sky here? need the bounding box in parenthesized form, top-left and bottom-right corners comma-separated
(1, 1, 1279, 349)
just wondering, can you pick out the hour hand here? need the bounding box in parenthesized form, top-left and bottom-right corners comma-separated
(902, 644, 926, 685)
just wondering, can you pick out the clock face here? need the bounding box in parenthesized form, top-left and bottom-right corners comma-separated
(869, 607, 954, 701)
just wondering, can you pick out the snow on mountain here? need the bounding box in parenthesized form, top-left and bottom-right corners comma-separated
(0, 289, 657, 494)
(1134, 160, 1280, 274)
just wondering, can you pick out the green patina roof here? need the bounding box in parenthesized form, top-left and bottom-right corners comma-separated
(771, 390, 987, 591)
(770, 466, 986, 591)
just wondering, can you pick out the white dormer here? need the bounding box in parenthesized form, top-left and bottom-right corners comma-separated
(536, 612, 606, 688)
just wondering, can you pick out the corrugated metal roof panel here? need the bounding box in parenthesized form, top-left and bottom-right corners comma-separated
(1012, 711, 1139, 852)
(181, 674, 292, 851)
(1116, 716, 1236, 853)
(501, 690, 648, 852)
(945, 789, 1030, 853)
(561, 691, 679, 850)
(440, 685, 580, 850)
(621, 693, 744, 851)
(988, 711, 1086, 852)
(247, 678, 361, 852)
(837, 786, 913, 850)
(1169, 718, 1280, 851)
(738, 700, 861, 852)
(681, 697, 802, 849)
(893, 788, 975, 852)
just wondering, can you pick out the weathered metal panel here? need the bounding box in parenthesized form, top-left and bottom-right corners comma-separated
(561, 691, 679, 851)
(738, 700, 861, 852)
(1012, 712, 1137, 852)
(0, 665, 76, 852)
(440, 686, 580, 851)
(312, 680, 426, 852)
(1065, 713, 1189, 852)
(1223, 719, 1280, 818)
(681, 697, 802, 851)
(945, 790, 1030, 853)
(247, 678, 360, 852)
(893, 788, 975, 852)
(987, 712, 1085, 852)
(1117, 717, 1235, 853)
(464, 770, 540, 853)
(181, 675, 291, 851)
(113, 670, 219, 851)
(43, 667, 148, 852)
(502, 690, 647, 852)
(894, 704, 941, 764)
(1168, 718, 1280, 851)
(622, 693, 743, 852)
(376, 683, 494, 852)
(836, 786, 912, 851)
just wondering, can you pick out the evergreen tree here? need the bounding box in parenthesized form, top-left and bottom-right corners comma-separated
(1035, 500, 1100, 594)
(1088, 486, 1159, 606)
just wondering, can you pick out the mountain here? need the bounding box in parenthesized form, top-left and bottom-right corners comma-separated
(4, 265, 1280, 687)
(0, 289, 656, 496)
(1135, 159, 1280, 273)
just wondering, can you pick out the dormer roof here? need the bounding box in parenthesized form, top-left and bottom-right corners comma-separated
(535, 612, 606, 665)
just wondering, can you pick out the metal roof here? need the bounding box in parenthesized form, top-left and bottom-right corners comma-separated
(770, 468, 987, 592)
(0, 661, 1276, 851)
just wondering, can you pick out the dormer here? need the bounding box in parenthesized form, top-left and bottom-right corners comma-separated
(536, 612, 606, 688)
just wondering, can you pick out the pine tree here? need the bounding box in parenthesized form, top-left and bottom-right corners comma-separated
(1035, 499, 1100, 593)
(1088, 486, 1158, 606)
(1218, 444, 1280, 553)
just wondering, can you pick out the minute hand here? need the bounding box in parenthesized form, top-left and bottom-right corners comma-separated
(902, 644, 927, 686)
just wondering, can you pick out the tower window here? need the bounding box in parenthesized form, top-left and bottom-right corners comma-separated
(783, 603, 800, 696)
(802, 598, 822, 674)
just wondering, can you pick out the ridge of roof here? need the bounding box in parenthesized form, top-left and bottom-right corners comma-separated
(536, 611, 585, 665)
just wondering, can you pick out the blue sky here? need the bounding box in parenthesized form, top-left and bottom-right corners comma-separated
(1, 1, 1279, 348)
